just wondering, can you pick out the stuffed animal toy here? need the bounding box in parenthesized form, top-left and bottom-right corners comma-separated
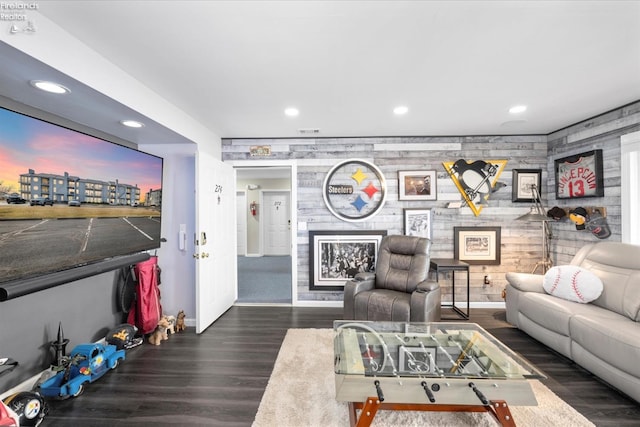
(176, 310, 186, 333)
(148, 317, 171, 346)
(162, 315, 176, 335)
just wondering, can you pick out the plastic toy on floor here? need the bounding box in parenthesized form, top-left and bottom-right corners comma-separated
(2, 392, 48, 426)
(105, 323, 143, 350)
(175, 310, 186, 333)
(38, 343, 125, 399)
(148, 317, 171, 346)
(1, 357, 46, 427)
(162, 315, 176, 335)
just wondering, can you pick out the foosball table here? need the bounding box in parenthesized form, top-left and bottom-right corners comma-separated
(334, 321, 546, 426)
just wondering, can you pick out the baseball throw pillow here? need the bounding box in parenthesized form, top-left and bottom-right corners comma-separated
(543, 265, 604, 303)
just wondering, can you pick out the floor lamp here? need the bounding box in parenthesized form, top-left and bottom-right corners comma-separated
(516, 184, 553, 274)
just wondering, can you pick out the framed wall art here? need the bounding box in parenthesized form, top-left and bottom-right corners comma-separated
(442, 159, 508, 216)
(453, 226, 501, 265)
(403, 208, 432, 239)
(308, 230, 387, 291)
(554, 149, 604, 199)
(398, 170, 437, 201)
(512, 169, 542, 202)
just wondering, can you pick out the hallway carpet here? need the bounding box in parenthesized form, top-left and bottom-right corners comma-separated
(237, 255, 292, 303)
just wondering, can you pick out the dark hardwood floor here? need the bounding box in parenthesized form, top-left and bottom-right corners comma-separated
(42, 306, 640, 426)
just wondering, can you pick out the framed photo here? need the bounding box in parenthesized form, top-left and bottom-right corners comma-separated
(398, 346, 437, 374)
(454, 226, 501, 265)
(554, 149, 604, 199)
(512, 169, 542, 202)
(398, 170, 437, 201)
(308, 230, 387, 291)
(403, 208, 432, 239)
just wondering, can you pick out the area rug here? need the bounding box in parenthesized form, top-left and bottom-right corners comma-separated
(253, 329, 595, 427)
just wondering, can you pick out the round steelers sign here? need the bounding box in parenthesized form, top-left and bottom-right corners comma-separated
(322, 159, 387, 222)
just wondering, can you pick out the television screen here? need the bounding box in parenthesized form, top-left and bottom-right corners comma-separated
(0, 106, 163, 287)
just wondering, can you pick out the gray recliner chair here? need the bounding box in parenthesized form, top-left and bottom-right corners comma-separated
(343, 235, 441, 322)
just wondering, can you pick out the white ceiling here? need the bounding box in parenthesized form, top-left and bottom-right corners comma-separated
(1, 1, 639, 143)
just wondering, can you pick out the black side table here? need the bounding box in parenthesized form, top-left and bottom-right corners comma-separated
(429, 258, 470, 320)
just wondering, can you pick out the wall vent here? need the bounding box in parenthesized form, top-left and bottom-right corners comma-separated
(298, 128, 320, 135)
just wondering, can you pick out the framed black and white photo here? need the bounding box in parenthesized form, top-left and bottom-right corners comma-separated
(398, 170, 437, 201)
(309, 230, 387, 290)
(403, 208, 432, 239)
(554, 149, 604, 199)
(454, 226, 501, 265)
(512, 169, 542, 202)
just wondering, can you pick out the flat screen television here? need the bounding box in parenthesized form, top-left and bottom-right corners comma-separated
(0, 105, 163, 299)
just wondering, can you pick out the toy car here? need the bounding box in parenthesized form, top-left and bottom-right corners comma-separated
(38, 343, 125, 399)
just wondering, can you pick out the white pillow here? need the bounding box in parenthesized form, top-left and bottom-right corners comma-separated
(543, 265, 604, 303)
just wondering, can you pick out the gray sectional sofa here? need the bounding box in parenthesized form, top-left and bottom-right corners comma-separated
(505, 241, 640, 403)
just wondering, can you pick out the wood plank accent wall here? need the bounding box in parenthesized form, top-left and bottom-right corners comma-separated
(546, 102, 640, 265)
(222, 101, 640, 303)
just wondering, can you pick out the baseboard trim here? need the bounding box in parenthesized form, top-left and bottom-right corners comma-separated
(293, 300, 343, 308)
(233, 302, 292, 307)
(289, 301, 506, 309)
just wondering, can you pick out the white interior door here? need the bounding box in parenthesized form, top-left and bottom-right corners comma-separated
(263, 191, 291, 255)
(236, 191, 247, 255)
(195, 151, 236, 334)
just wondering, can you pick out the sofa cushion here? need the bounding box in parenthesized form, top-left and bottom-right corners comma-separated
(543, 265, 603, 303)
(353, 289, 411, 321)
(570, 313, 640, 379)
(519, 292, 606, 336)
(571, 242, 640, 320)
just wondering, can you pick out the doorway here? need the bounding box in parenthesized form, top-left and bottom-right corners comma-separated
(263, 191, 291, 256)
(234, 165, 294, 304)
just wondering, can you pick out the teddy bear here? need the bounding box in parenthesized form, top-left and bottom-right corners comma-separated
(148, 317, 171, 346)
(175, 310, 186, 333)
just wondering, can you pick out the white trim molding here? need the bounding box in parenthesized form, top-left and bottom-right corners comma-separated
(621, 131, 640, 245)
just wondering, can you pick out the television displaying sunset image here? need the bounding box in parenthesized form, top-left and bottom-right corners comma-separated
(0, 106, 163, 286)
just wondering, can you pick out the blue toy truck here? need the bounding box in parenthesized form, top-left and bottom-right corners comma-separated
(39, 343, 125, 399)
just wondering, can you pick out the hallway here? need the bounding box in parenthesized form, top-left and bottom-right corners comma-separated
(237, 256, 292, 303)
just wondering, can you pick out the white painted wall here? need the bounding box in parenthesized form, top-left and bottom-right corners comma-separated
(140, 143, 197, 319)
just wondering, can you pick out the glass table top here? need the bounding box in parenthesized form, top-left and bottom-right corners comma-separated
(334, 321, 545, 381)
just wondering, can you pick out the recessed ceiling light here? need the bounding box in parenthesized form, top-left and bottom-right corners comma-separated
(509, 105, 527, 114)
(393, 105, 409, 115)
(284, 107, 299, 117)
(29, 80, 70, 94)
(120, 120, 144, 128)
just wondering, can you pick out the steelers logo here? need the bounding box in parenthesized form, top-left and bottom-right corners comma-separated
(322, 159, 386, 222)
